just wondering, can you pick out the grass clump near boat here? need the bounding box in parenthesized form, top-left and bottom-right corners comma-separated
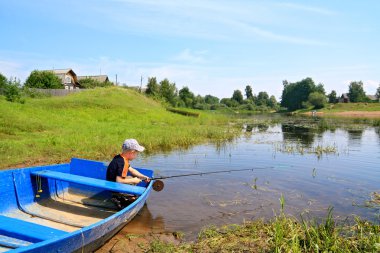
(0, 87, 240, 169)
(145, 208, 380, 252)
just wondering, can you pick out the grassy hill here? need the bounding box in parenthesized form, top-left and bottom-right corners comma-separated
(0, 87, 239, 169)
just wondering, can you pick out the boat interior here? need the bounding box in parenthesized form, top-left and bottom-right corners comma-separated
(0, 158, 151, 252)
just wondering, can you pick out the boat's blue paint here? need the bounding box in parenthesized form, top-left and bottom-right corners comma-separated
(0, 170, 20, 214)
(0, 158, 154, 252)
(0, 216, 67, 243)
(31, 170, 146, 196)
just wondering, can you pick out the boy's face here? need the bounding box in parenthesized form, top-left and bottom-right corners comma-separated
(123, 150, 139, 160)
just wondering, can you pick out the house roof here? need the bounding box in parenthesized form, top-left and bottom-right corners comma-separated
(42, 69, 79, 85)
(367, 95, 378, 100)
(78, 75, 109, 83)
(341, 93, 349, 99)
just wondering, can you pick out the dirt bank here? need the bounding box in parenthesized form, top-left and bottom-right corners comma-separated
(96, 232, 180, 253)
(303, 111, 380, 118)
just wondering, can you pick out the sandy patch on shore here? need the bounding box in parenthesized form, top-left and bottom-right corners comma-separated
(303, 111, 380, 118)
(327, 111, 380, 118)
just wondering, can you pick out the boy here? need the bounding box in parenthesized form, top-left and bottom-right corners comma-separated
(106, 139, 150, 209)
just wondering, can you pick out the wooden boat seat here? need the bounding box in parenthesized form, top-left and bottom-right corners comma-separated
(0, 215, 67, 243)
(0, 235, 32, 249)
(31, 170, 146, 196)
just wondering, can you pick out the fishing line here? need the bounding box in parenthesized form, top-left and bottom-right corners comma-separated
(151, 166, 272, 192)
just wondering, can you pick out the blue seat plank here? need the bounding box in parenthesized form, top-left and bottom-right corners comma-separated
(0, 215, 67, 243)
(31, 170, 146, 196)
(0, 235, 32, 248)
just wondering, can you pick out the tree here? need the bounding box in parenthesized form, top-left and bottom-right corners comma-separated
(268, 95, 278, 109)
(178, 86, 194, 107)
(308, 92, 326, 109)
(348, 81, 367, 102)
(0, 73, 7, 91)
(24, 70, 63, 89)
(159, 78, 177, 106)
(232, 90, 243, 104)
(316, 83, 326, 95)
(280, 77, 317, 111)
(192, 95, 206, 109)
(376, 85, 380, 100)
(245, 85, 253, 100)
(256, 91, 269, 106)
(205, 95, 219, 104)
(328, 90, 337, 103)
(145, 77, 159, 96)
(221, 98, 238, 107)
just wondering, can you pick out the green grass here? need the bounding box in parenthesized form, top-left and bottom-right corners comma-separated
(145, 209, 380, 252)
(321, 102, 380, 112)
(0, 87, 240, 169)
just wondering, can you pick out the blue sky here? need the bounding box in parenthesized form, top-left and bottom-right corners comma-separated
(0, 0, 379, 99)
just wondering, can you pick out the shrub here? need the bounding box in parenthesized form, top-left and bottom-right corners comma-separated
(79, 78, 112, 89)
(308, 92, 326, 109)
(4, 78, 24, 103)
(25, 70, 63, 89)
(0, 73, 7, 92)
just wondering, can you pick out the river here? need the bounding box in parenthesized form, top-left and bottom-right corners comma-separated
(117, 116, 380, 240)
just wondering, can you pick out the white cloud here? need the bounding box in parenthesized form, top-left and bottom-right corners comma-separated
(172, 49, 208, 64)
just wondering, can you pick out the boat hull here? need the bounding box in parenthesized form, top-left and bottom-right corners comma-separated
(0, 158, 153, 253)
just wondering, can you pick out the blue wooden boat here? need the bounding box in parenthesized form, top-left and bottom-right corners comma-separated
(0, 158, 154, 252)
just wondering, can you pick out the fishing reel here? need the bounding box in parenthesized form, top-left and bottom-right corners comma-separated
(152, 180, 164, 192)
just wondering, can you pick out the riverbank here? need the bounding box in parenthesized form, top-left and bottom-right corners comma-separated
(299, 103, 380, 118)
(98, 210, 380, 253)
(0, 87, 241, 170)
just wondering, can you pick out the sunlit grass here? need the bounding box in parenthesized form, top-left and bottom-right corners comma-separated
(145, 207, 380, 253)
(321, 102, 380, 112)
(0, 87, 241, 169)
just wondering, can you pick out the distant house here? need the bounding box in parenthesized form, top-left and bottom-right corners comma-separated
(367, 95, 379, 102)
(339, 93, 350, 103)
(77, 75, 109, 83)
(48, 69, 80, 89)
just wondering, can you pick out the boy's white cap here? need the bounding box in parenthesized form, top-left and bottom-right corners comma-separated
(122, 139, 145, 152)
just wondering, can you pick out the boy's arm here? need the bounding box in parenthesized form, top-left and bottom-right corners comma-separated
(129, 167, 150, 181)
(116, 175, 141, 184)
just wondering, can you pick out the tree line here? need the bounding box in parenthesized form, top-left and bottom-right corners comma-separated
(281, 77, 380, 111)
(144, 77, 279, 111)
(2, 70, 379, 111)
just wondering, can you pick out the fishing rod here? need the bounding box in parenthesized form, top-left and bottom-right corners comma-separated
(151, 167, 272, 192)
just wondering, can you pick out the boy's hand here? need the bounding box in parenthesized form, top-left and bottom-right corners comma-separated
(144, 177, 151, 183)
(132, 177, 142, 184)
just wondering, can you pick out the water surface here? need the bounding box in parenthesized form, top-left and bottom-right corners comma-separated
(123, 117, 380, 240)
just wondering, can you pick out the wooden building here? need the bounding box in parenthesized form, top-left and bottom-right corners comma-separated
(49, 69, 80, 89)
(339, 93, 350, 103)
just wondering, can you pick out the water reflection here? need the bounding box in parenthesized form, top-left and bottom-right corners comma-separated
(281, 124, 316, 146)
(347, 129, 364, 145)
(120, 204, 166, 234)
